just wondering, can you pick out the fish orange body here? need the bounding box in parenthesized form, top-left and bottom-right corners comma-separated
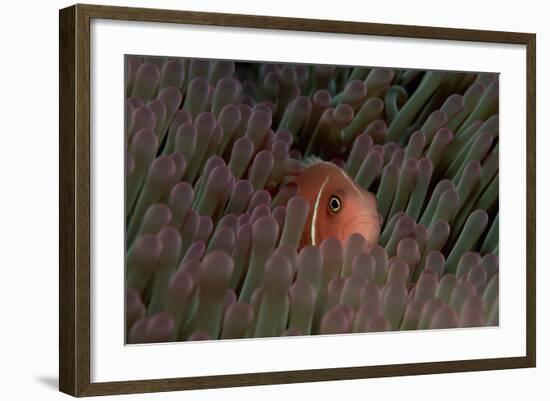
(291, 161, 381, 248)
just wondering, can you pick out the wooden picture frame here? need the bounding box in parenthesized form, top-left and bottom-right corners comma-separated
(59, 3, 536, 397)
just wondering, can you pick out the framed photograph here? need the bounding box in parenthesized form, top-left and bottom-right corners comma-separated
(59, 4, 536, 397)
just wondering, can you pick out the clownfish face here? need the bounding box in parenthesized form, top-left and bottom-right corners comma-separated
(291, 162, 381, 248)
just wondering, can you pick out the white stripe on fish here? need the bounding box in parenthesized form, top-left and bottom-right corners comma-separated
(311, 176, 330, 246)
(337, 167, 364, 199)
(319, 161, 364, 199)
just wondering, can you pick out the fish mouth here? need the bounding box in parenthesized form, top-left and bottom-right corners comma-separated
(340, 215, 381, 247)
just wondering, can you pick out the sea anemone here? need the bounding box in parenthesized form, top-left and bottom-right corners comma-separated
(125, 57, 499, 343)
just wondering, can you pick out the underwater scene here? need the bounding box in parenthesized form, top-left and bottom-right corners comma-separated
(125, 57, 499, 343)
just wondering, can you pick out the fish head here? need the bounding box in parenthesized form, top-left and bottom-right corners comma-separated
(292, 162, 381, 248)
(316, 179, 381, 247)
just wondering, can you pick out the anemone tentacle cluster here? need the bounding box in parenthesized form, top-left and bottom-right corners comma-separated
(125, 57, 499, 343)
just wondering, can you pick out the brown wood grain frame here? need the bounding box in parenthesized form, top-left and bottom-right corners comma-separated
(59, 3, 536, 397)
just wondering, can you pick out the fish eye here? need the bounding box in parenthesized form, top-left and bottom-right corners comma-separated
(328, 195, 342, 214)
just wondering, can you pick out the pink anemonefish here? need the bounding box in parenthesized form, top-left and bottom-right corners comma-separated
(291, 161, 381, 248)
